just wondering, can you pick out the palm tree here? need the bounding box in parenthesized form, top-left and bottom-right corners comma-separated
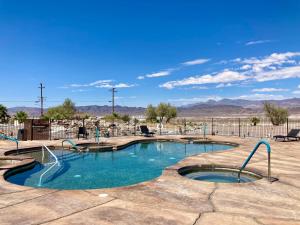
(14, 111, 28, 123)
(0, 104, 10, 123)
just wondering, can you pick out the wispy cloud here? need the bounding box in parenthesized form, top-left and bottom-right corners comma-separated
(182, 58, 210, 66)
(160, 52, 300, 90)
(168, 96, 222, 105)
(138, 57, 210, 80)
(137, 69, 173, 80)
(240, 52, 300, 73)
(245, 40, 274, 46)
(216, 83, 234, 88)
(252, 88, 289, 92)
(66, 80, 136, 89)
(254, 66, 300, 82)
(232, 93, 285, 100)
(160, 70, 248, 89)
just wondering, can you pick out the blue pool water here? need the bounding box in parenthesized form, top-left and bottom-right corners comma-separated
(184, 171, 257, 183)
(7, 141, 233, 189)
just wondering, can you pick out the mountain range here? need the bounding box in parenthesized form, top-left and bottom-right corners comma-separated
(7, 98, 300, 117)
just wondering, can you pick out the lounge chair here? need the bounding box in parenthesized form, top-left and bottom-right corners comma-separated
(273, 129, 300, 141)
(140, 125, 155, 137)
(78, 127, 88, 139)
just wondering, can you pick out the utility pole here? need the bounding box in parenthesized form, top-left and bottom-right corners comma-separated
(38, 83, 45, 117)
(109, 87, 117, 137)
(110, 88, 117, 113)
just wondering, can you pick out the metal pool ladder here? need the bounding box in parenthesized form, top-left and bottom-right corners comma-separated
(238, 139, 273, 183)
(0, 133, 19, 154)
(38, 145, 60, 187)
(62, 139, 79, 151)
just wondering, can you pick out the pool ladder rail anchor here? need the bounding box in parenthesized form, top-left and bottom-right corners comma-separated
(237, 139, 278, 183)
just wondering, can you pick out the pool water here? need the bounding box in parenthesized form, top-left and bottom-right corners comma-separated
(6, 141, 233, 189)
(184, 171, 257, 183)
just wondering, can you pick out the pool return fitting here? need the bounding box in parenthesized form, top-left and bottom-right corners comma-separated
(238, 139, 276, 183)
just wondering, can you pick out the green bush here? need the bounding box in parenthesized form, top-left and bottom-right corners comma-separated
(263, 103, 288, 126)
(250, 117, 260, 126)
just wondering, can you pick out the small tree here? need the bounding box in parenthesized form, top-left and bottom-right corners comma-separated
(103, 113, 120, 123)
(61, 98, 76, 119)
(250, 117, 260, 126)
(156, 103, 177, 124)
(166, 105, 177, 123)
(145, 103, 177, 135)
(121, 114, 131, 130)
(263, 102, 288, 126)
(0, 104, 10, 123)
(145, 104, 157, 123)
(14, 111, 28, 123)
(43, 98, 76, 120)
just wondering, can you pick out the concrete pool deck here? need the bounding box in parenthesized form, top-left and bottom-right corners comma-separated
(0, 136, 299, 225)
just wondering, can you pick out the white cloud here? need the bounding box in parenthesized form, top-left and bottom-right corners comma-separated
(245, 40, 273, 46)
(71, 89, 87, 93)
(146, 70, 171, 78)
(298, 85, 300, 89)
(254, 66, 300, 82)
(67, 80, 135, 89)
(216, 83, 233, 88)
(184, 86, 208, 90)
(252, 88, 289, 92)
(293, 90, 300, 94)
(115, 83, 136, 88)
(160, 70, 248, 89)
(182, 58, 210, 66)
(240, 52, 300, 72)
(138, 69, 172, 80)
(241, 64, 251, 70)
(232, 94, 285, 101)
(168, 96, 222, 105)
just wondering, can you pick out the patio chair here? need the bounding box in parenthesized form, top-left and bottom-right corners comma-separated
(273, 129, 300, 141)
(140, 125, 155, 137)
(78, 127, 88, 140)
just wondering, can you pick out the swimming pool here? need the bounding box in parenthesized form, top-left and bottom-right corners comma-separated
(6, 141, 234, 189)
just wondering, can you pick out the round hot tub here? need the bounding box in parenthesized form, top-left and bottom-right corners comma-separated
(178, 165, 262, 183)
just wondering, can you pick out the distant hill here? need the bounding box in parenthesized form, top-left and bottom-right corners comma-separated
(7, 97, 300, 117)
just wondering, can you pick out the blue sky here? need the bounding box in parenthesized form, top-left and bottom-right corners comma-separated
(0, 0, 300, 108)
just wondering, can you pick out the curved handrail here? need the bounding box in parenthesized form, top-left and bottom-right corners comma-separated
(0, 133, 19, 154)
(238, 139, 271, 182)
(95, 127, 100, 144)
(38, 145, 60, 186)
(62, 139, 79, 151)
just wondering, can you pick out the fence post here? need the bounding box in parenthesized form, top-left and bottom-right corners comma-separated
(238, 118, 241, 137)
(211, 118, 214, 135)
(287, 117, 289, 136)
(49, 120, 52, 141)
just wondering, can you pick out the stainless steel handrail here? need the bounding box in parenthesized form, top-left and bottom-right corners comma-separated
(38, 145, 60, 186)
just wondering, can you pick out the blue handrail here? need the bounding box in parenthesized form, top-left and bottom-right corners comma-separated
(0, 133, 19, 154)
(95, 127, 100, 144)
(61, 139, 79, 151)
(238, 139, 271, 182)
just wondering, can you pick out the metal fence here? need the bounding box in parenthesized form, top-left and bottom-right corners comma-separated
(1, 117, 300, 140)
(177, 117, 300, 138)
